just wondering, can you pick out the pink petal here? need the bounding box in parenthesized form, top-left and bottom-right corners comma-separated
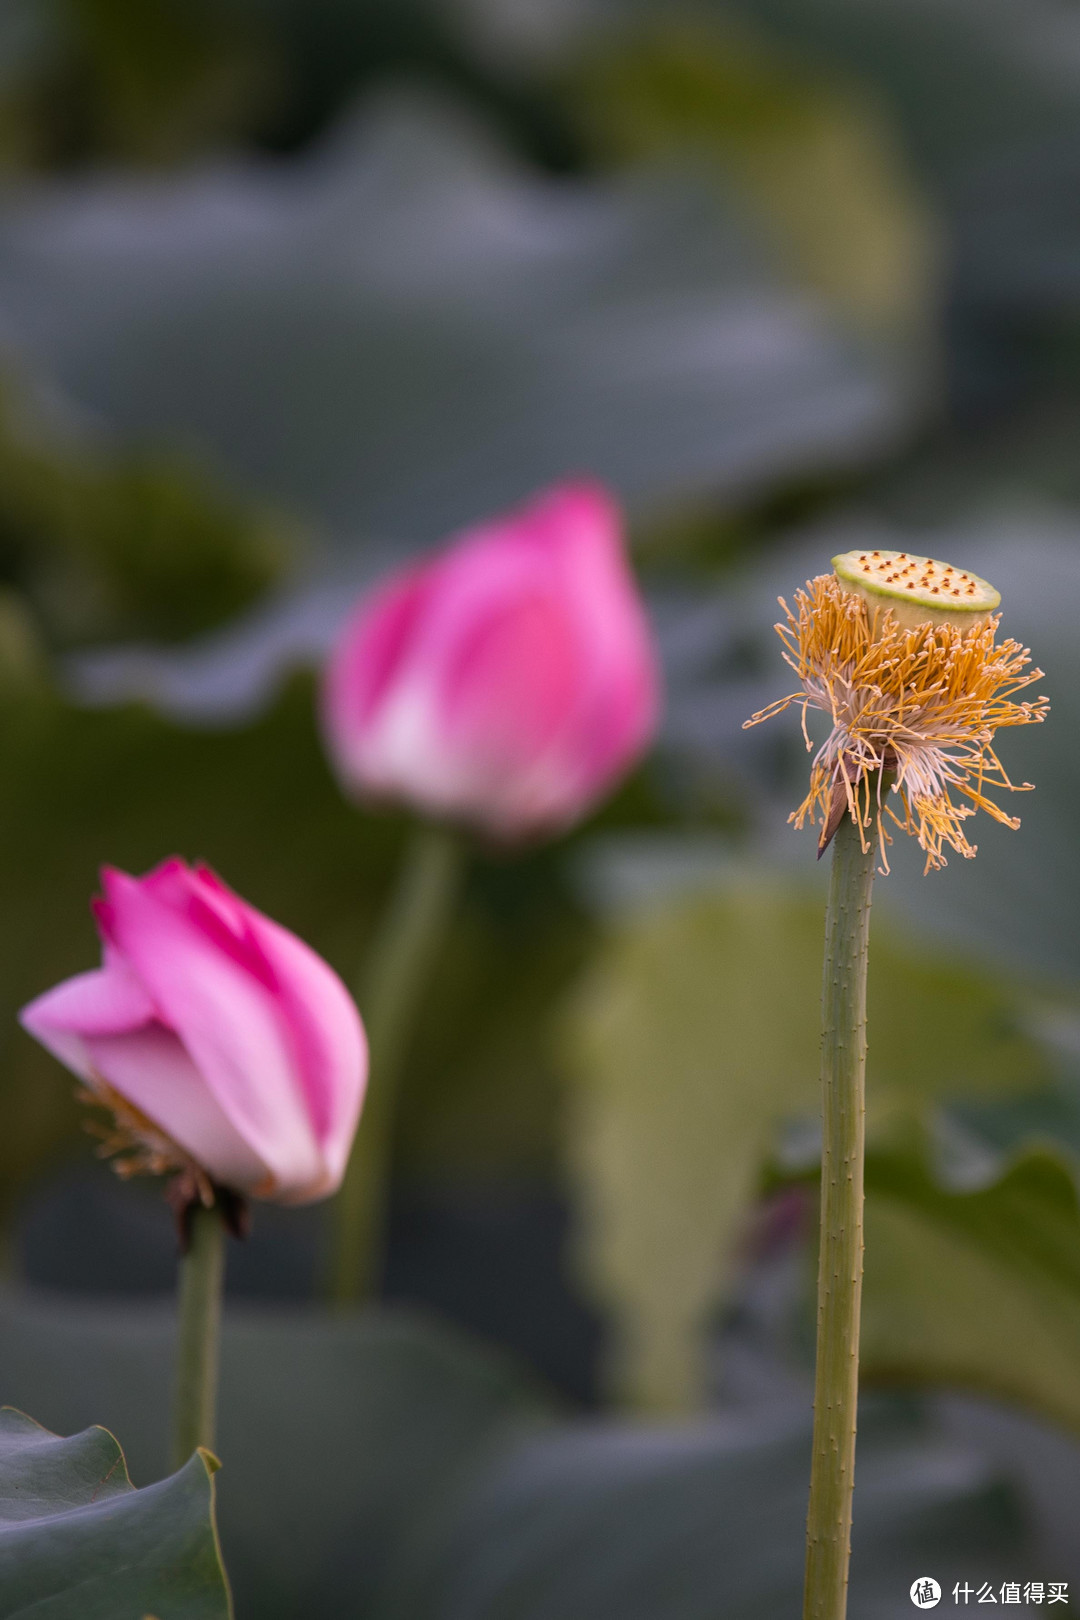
(236, 897, 367, 1197)
(122, 859, 278, 992)
(322, 567, 433, 788)
(21, 953, 156, 1038)
(438, 592, 582, 771)
(19, 954, 157, 1082)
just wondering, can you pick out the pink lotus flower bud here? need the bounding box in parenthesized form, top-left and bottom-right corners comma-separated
(321, 481, 661, 839)
(20, 860, 367, 1205)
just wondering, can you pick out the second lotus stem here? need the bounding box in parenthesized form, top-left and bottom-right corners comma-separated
(329, 822, 463, 1305)
(803, 809, 876, 1620)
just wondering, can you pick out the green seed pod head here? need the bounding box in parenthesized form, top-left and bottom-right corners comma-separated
(832, 548, 1000, 632)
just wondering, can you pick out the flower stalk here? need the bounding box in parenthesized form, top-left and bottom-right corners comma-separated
(172, 1200, 226, 1470)
(330, 823, 463, 1304)
(804, 806, 876, 1620)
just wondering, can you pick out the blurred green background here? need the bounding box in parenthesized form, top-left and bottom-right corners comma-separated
(2, 1, 1080, 1614)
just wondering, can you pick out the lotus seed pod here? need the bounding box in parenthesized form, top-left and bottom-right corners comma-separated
(832, 549, 1000, 632)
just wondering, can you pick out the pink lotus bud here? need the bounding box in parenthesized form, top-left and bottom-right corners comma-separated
(19, 860, 367, 1205)
(321, 481, 661, 839)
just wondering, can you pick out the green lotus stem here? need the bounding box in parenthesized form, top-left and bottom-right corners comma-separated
(172, 1202, 226, 1470)
(804, 809, 876, 1620)
(330, 822, 463, 1305)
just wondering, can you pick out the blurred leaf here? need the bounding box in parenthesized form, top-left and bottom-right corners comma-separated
(565, 19, 936, 339)
(0, 1292, 1034, 1618)
(372, 1398, 1029, 1620)
(718, 0, 1080, 177)
(0, 375, 292, 646)
(943, 1083, 1080, 1183)
(0, 1406, 230, 1619)
(562, 877, 1049, 1411)
(237, 0, 585, 169)
(0, 0, 583, 174)
(0, 1298, 552, 1618)
(0, 0, 60, 173)
(0, 93, 911, 548)
(0, 0, 266, 170)
(727, 0, 1080, 410)
(560, 0, 1080, 413)
(862, 1143, 1080, 1435)
(64, 0, 266, 164)
(562, 882, 819, 1413)
(939, 1008, 1080, 1175)
(0, 585, 44, 689)
(867, 928, 1049, 1122)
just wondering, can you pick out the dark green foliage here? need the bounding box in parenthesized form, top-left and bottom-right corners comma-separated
(862, 1143, 1080, 1432)
(0, 1301, 552, 1619)
(0, 381, 289, 646)
(0, 1407, 230, 1619)
(369, 1400, 1029, 1620)
(0, 1303, 1039, 1619)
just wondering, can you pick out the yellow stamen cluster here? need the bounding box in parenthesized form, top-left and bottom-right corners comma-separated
(743, 573, 1048, 872)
